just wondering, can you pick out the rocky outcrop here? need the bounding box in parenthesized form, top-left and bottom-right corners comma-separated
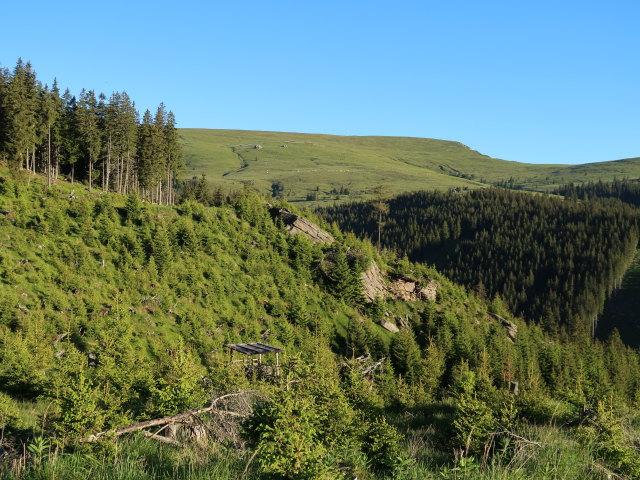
(380, 319, 399, 333)
(270, 208, 334, 244)
(390, 276, 439, 302)
(418, 281, 438, 302)
(361, 261, 389, 301)
(359, 261, 439, 303)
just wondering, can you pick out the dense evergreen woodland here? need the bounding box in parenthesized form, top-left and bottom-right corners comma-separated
(554, 178, 640, 208)
(319, 189, 640, 336)
(1, 172, 640, 479)
(0, 59, 182, 203)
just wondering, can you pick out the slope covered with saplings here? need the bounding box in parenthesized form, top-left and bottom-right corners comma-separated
(179, 128, 640, 206)
(2, 171, 640, 479)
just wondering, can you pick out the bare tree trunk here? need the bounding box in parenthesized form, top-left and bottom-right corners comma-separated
(117, 154, 123, 193)
(377, 209, 382, 250)
(56, 147, 60, 180)
(105, 134, 112, 192)
(169, 171, 173, 205)
(124, 150, 130, 194)
(84, 391, 262, 443)
(47, 123, 52, 187)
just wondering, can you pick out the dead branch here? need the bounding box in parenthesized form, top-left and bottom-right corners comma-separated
(361, 357, 386, 377)
(483, 428, 542, 466)
(491, 430, 541, 447)
(85, 390, 264, 443)
(590, 461, 624, 479)
(142, 431, 182, 446)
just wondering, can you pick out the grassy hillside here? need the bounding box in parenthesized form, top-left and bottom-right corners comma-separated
(180, 129, 489, 205)
(180, 129, 640, 205)
(3, 170, 640, 479)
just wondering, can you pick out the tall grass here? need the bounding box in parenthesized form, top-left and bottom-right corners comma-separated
(403, 423, 611, 480)
(3, 436, 259, 480)
(1, 422, 622, 480)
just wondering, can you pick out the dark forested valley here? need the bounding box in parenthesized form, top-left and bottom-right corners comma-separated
(319, 188, 640, 337)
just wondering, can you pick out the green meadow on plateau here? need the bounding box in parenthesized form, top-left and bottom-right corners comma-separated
(1, 59, 640, 479)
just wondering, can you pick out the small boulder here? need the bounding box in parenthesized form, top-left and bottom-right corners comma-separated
(418, 280, 439, 302)
(270, 208, 334, 244)
(488, 312, 518, 342)
(380, 320, 399, 333)
(87, 352, 98, 367)
(390, 275, 438, 302)
(502, 320, 518, 342)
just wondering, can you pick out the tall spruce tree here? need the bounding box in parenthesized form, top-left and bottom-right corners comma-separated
(137, 109, 157, 199)
(164, 111, 182, 205)
(4, 59, 39, 170)
(76, 89, 102, 190)
(60, 89, 80, 182)
(40, 82, 63, 186)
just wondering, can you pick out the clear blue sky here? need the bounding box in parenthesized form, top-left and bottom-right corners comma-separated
(2, 0, 639, 164)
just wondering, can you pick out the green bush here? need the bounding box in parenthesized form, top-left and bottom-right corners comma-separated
(577, 401, 640, 478)
(451, 365, 496, 456)
(360, 416, 408, 477)
(243, 390, 330, 479)
(0, 391, 20, 431)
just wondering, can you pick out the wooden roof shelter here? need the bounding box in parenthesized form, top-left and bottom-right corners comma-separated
(224, 342, 282, 376)
(225, 342, 282, 355)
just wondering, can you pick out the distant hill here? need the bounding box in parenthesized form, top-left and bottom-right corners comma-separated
(179, 128, 640, 204)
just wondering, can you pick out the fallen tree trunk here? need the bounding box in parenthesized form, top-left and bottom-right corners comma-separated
(85, 391, 264, 443)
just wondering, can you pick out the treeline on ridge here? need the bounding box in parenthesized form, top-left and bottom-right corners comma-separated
(0, 59, 182, 203)
(318, 188, 640, 336)
(554, 178, 640, 208)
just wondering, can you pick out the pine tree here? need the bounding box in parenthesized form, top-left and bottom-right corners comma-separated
(40, 82, 62, 186)
(60, 89, 80, 182)
(49, 79, 64, 182)
(164, 111, 182, 205)
(0, 66, 9, 161)
(152, 103, 168, 203)
(390, 328, 423, 383)
(4, 59, 39, 170)
(329, 250, 364, 305)
(76, 89, 102, 190)
(346, 318, 370, 357)
(137, 109, 162, 201)
(103, 92, 120, 192)
(116, 92, 139, 194)
(152, 224, 173, 275)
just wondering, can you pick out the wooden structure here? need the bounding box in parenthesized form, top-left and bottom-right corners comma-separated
(225, 342, 282, 376)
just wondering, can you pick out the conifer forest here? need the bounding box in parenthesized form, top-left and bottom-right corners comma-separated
(1, 59, 640, 480)
(0, 59, 182, 204)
